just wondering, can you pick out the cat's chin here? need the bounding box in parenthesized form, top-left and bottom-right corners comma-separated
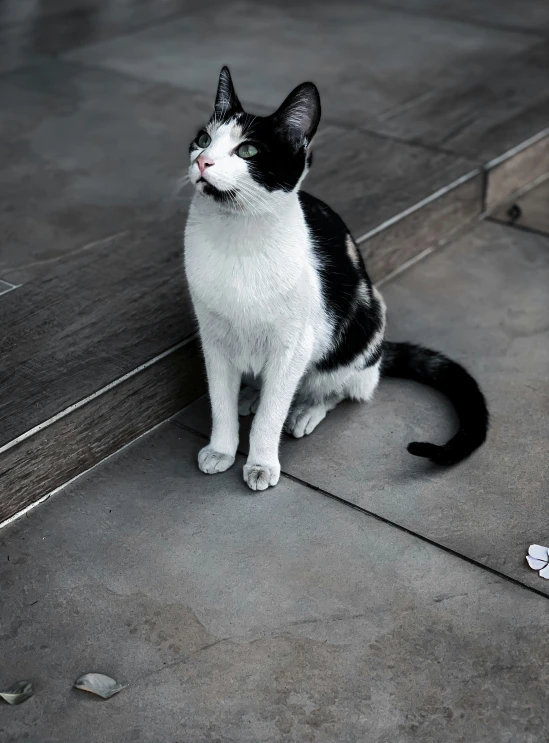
(196, 180, 239, 207)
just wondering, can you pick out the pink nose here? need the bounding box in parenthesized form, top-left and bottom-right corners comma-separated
(197, 155, 214, 175)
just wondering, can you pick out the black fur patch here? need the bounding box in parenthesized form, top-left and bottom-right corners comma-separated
(298, 191, 384, 372)
(235, 111, 308, 192)
(201, 181, 238, 204)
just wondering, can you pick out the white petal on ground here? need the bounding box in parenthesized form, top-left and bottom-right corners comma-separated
(526, 556, 547, 570)
(538, 564, 549, 580)
(528, 544, 549, 561)
(0, 681, 34, 705)
(74, 673, 125, 699)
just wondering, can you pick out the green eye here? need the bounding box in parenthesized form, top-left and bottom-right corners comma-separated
(197, 132, 211, 148)
(237, 143, 259, 159)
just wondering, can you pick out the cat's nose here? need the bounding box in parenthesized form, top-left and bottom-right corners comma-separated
(197, 155, 214, 175)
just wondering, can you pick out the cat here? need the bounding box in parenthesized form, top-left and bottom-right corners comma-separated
(184, 67, 489, 491)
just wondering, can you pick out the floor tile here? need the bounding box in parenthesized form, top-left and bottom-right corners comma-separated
(0, 56, 475, 284)
(177, 221, 549, 594)
(0, 0, 205, 72)
(368, 42, 549, 160)
(357, 0, 549, 36)
(485, 129, 549, 212)
(306, 127, 475, 243)
(0, 60, 210, 283)
(2, 424, 549, 742)
(492, 177, 549, 236)
(0, 279, 17, 296)
(0, 219, 196, 448)
(65, 1, 537, 126)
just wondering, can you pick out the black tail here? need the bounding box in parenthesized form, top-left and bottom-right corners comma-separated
(381, 341, 489, 466)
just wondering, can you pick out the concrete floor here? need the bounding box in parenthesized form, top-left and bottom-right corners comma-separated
(2, 219, 548, 742)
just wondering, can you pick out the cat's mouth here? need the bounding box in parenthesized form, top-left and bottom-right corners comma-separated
(196, 179, 238, 205)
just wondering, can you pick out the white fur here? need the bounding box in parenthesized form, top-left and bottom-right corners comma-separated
(184, 118, 384, 491)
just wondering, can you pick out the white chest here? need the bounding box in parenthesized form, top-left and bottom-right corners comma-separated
(184, 198, 311, 323)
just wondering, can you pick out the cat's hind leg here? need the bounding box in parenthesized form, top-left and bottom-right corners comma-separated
(284, 396, 340, 438)
(284, 367, 347, 438)
(284, 358, 382, 438)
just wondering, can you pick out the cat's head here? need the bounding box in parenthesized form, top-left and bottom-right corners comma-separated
(188, 67, 320, 213)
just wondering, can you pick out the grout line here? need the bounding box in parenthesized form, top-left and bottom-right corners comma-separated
(486, 127, 549, 169)
(484, 169, 549, 217)
(172, 419, 549, 603)
(355, 169, 480, 244)
(0, 333, 198, 455)
(2, 231, 129, 280)
(486, 216, 549, 240)
(0, 279, 20, 297)
(375, 246, 437, 288)
(0, 417, 171, 532)
(480, 165, 490, 214)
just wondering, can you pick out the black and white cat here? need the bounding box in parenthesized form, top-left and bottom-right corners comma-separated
(184, 67, 488, 491)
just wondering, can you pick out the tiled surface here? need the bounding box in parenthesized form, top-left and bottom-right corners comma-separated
(0, 340, 205, 526)
(368, 42, 549, 160)
(0, 58, 475, 285)
(359, 0, 549, 35)
(177, 221, 549, 595)
(0, 279, 17, 297)
(492, 177, 549, 235)
(0, 219, 196, 447)
(0, 0, 207, 73)
(65, 1, 538, 126)
(0, 60, 211, 283)
(485, 130, 549, 212)
(359, 172, 482, 282)
(2, 424, 549, 742)
(2, 0, 549, 537)
(306, 128, 475, 241)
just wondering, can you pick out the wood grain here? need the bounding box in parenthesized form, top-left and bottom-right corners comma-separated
(360, 172, 483, 283)
(0, 216, 195, 446)
(486, 131, 549, 212)
(0, 340, 206, 526)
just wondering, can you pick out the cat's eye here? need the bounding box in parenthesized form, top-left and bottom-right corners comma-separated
(197, 132, 211, 148)
(237, 143, 259, 159)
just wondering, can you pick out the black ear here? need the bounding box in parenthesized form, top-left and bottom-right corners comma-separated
(213, 66, 242, 118)
(272, 82, 321, 146)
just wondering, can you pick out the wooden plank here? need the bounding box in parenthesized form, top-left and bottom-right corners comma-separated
(0, 217, 195, 447)
(0, 339, 206, 526)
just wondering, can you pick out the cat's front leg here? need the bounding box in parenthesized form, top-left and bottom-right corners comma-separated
(198, 340, 241, 475)
(244, 341, 311, 491)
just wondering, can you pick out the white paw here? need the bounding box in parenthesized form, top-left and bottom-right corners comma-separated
(285, 403, 327, 438)
(238, 385, 261, 416)
(243, 462, 280, 491)
(198, 447, 235, 474)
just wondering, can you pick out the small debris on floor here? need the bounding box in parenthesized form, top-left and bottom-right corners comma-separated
(0, 681, 34, 705)
(74, 673, 125, 699)
(526, 545, 549, 578)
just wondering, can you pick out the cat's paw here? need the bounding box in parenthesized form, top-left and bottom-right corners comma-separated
(285, 403, 327, 438)
(198, 447, 235, 474)
(243, 462, 280, 491)
(238, 385, 261, 416)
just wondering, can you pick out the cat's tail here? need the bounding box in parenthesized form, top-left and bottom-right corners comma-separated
(381, 341, 489, 466)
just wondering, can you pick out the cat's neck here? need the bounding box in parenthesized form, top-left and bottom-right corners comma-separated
(186, 189, 307, 261)
(189, 189, 301, 228)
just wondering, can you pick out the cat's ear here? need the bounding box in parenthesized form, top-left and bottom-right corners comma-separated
(272, 83, 321, 146)
(213, 66, 242, 118)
